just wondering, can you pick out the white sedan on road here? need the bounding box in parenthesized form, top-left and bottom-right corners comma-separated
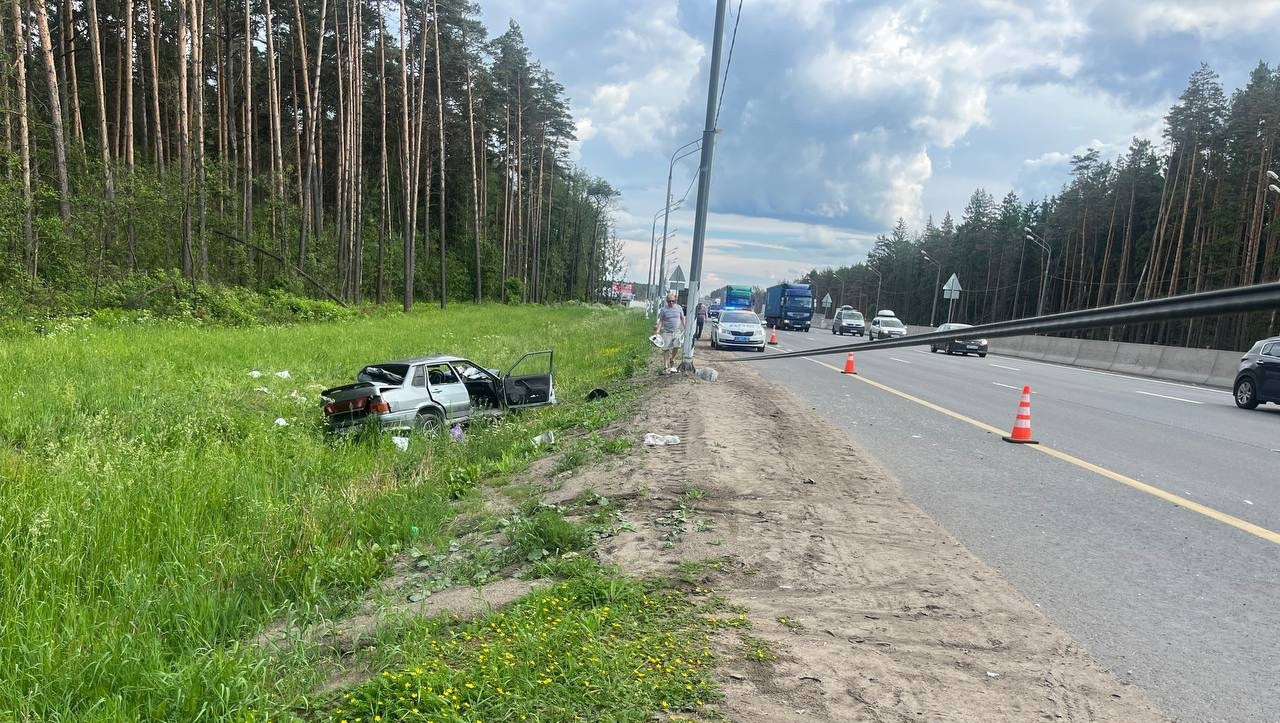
(711, 310, 766, 352)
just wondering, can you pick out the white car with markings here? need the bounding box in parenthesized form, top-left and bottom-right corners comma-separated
(711, 310, 766, 352)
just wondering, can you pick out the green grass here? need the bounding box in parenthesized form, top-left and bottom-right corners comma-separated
(323, 568, 721, 723)
(0, 303, 650, 721)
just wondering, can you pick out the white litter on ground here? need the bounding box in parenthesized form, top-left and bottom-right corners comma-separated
(255, 387, 270, 394)
(391, 436, 410, 452)
(248, 370, 263, 378)
(696, 368, 719, 382)
(275, 370, 291, 379)
(643, 433, 681, 446)
(274, 418, 289, 427)
(532, 431, 556, 446)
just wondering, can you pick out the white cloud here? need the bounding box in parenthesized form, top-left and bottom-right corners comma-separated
(1111, 0, 1280, 40)
(574, 1, 704, 155)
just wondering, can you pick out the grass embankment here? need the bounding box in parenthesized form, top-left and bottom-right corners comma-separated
(0, 304, 701, 721)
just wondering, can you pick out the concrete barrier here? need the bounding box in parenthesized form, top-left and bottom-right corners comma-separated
(859, 324, 1240, 389)
(1109, 342, 1166, 378)
(1041, 337, 1082, 365)
(1073, 338, 1119, 370)
(1207, 351, 1243, 388)
(1153, 347, 1222, 385)
(1018, 335, 1053, 360)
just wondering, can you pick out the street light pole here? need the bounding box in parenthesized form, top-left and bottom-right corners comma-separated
(1025, 227, 1051, 317)
(656, 139, 701, 310)
(679, 0, 729, 372)
(921, 251, 940, 326)
(646, 202, 681, 314)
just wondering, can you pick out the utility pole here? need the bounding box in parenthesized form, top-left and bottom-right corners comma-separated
(680, 0, 729, 372)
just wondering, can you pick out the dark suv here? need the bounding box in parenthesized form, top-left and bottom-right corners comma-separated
(1233, 336, 1280, 409)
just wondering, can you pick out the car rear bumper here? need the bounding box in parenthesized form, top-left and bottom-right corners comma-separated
(325, 409, 417, 434)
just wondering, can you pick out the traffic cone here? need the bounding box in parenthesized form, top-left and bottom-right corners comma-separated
(841, 352, 857, 374)
(768, 326, 778, 345)
(1002, 385, 1038, 444)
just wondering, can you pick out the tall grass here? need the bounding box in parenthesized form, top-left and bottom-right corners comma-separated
(0, 304, 650, 721)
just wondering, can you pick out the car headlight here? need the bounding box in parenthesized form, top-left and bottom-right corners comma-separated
(977, 339, 988, 345)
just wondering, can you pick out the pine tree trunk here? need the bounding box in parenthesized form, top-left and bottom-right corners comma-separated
(86, 0, 114, 198)
(191, 0, 207, 280)
(264, 0, 285, 257)
(33, 0, 71, 223)
(64, 0, 83, 149)
(241, 0, 254, 272)
(377, 0, 388, 304)
(464, 25, 481, 302)
(124, 0, 137, 268)
(177, 0, 192, 276)
(9, 0, 34, 273)
(146, 0, 163, 173)
(1167, 143, 1199, 297)
(398, 0, 414, 311)
(432, 0, 446, 308)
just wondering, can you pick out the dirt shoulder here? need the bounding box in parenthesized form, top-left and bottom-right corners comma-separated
(541, 358, 1168, 722)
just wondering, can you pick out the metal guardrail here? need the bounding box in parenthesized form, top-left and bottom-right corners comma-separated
(724, 281, 1280, 362)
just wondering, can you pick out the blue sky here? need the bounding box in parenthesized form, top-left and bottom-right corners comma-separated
(479, 0, 1280, 290)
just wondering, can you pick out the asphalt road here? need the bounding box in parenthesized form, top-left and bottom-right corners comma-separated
(715, 328, 1280, 723)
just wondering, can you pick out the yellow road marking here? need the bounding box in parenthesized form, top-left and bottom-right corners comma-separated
(804, 357, 1280, 546)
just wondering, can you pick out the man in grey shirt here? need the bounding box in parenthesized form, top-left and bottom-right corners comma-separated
(655, 291, 686, 374)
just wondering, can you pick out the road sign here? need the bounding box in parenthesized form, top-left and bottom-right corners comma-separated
(821, 292, 832, 308)
(943, 273, 962, 300)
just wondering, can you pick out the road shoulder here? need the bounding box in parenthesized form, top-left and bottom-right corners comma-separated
(544, 358, 1168, 722)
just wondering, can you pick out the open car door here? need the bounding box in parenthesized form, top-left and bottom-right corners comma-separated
(502, 350, 555, 409)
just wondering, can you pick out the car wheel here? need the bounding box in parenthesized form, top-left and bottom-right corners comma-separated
(930, 345, 937, 353)
(415, 409, 444, 432)
(1235, 378, 1260, 409)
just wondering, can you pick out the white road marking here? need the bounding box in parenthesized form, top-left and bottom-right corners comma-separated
(1135, 390, 1203, 405)
(992, 382, 1020, 390)
(990, 363, 1022, 371)
(889, 357, 913, 365)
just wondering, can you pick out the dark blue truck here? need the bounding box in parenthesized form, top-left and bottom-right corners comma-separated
(763, 283, 814, 331)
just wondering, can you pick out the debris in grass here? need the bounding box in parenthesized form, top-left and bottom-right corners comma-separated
(644, 433, 681, 446)
(586, 388, 609, 401)
(275, 370, 291, 379)
(696, 367, 719, 382)
(274, 418, 289, 427)
(255, 387, 270, 394)
(391, 436, 410, 452)
(450, 424, 465, 441)
(248, 370, 263, 378)
(532, 431, 556, 446)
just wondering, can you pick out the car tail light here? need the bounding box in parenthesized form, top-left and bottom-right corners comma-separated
(369, 400, 390, 414)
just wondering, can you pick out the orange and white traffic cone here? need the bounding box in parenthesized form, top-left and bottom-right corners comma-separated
(841, 352, 857, 374)
(1002, 385, 1038, 444)
(768, 326, 778, 345)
